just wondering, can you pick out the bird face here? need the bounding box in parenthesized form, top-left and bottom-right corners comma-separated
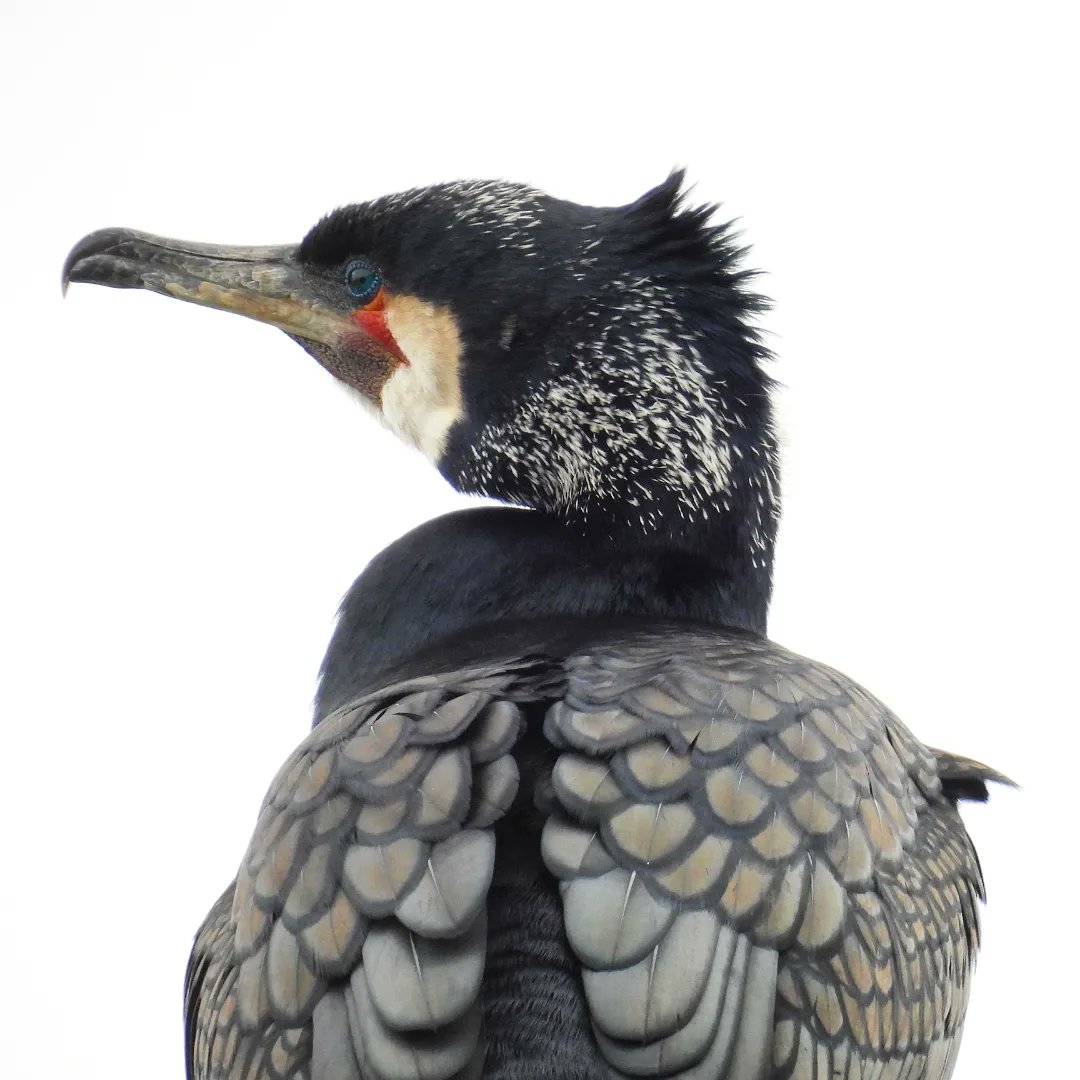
(61, 219, 468, 465)
(64, 177, 776, 538)
(62, 180, 589, 468)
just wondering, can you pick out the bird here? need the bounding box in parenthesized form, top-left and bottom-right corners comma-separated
(63, 173, 1009, 1080)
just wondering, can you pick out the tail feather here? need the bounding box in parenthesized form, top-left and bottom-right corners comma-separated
(932, 748, 1017, 803)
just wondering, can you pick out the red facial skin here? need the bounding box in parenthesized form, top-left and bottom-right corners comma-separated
(349, 288, 408, 367)
(309, 287, 410, 403)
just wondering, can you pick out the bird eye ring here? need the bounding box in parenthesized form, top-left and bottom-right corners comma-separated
(344, 260, 383, 303)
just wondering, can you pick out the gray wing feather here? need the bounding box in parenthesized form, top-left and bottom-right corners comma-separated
(186, 627, 992, 1080)
(580, 908, 719, 1041)
(185, 657, 552, 1080)
(311, 992, 359, 1080)
(361, 913, 487, 1030)
(543, 629, 988, 1080)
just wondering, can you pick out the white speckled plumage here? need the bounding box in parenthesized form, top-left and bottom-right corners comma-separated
(463, 275, 777, 546)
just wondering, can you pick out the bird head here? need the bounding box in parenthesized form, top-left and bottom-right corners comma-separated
(64, 174, 778, 554)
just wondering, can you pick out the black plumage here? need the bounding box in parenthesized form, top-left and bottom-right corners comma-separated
(64, 173, 1006, 1080)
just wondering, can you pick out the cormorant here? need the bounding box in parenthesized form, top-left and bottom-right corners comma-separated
(64, 174, 1007, 1080)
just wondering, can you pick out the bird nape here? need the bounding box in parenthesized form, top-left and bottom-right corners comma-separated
(64, 173, 1007, 1080)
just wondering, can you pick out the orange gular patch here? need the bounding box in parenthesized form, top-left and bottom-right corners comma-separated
(349, 288, 409, 368)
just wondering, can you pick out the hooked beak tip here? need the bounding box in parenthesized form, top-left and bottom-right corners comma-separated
(63, 227, 135, 295)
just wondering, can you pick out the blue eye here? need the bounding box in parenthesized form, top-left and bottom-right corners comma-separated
(345, 260, 382, 302)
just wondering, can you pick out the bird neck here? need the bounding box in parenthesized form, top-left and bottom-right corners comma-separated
(569, 464, 777, 632)
(314, 502, 775, 720)
(445, 268, 780, 593)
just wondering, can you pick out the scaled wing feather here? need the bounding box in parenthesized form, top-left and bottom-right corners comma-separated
(185, 658, 550, 1080)
(543, 630, 985, 1080)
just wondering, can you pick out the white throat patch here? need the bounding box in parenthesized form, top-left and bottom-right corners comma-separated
(380, 295, 464, 463)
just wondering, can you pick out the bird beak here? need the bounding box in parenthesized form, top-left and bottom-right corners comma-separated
(62, 228, 355, 348)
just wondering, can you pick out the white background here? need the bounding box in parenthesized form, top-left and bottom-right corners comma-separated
(2, 3, 1075, 1077)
